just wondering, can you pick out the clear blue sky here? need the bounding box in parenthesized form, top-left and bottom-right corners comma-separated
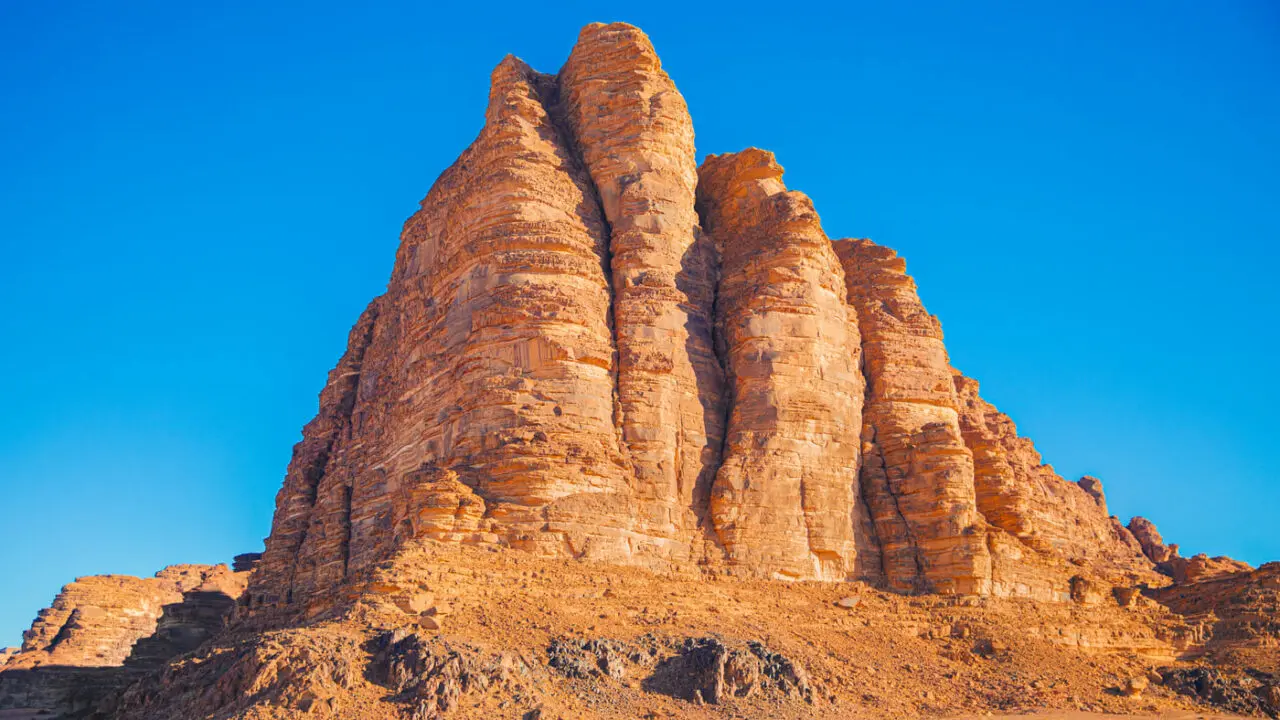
(1, 1, 1277, 647)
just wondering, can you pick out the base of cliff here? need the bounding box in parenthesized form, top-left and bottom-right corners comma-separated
(5, 541, 1278, 719)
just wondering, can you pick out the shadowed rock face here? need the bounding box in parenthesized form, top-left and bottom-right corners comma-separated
(5, 565, 245, 670)
(246, 22, 1196, 611)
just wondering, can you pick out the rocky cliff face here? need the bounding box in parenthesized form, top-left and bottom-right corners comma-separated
(698, 149, 869, 583)
(5, 565, 244, 670)
(0, 562, 250, 717)
(244, 22, 1179, 614)
(3, 21, 1275, 720)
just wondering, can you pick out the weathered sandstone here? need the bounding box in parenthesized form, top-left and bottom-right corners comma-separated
(951, 374, 1162, 596)
(1129, 516, 1253, 584)
(1130, 515, 1177, 563)
(1147, 562, 1280, 673)
(697, 149, 869, 581)
(559, 22, 727, 560)
(244, 23, 1205, 609)
(833, 238, 990, 595)
(6, 564, 243, 669)
(4, 23, 1279, 720)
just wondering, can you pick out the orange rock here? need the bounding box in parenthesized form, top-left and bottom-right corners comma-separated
(698, 149, 868, 581)
(559, 22, 727, 559)
(241, 22, 1226, 611)
(833, 239, 990, 595)
(952, 374, 1163, 598)
(1129, 516, 1252, 583)
(6, 564, 245, 669)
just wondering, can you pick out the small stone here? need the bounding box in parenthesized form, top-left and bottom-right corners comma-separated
(421, 616, 442, 631)
(834, 596, 860, 609)
(393, 592, 435, 615)
(1122, 675, 1149, 697)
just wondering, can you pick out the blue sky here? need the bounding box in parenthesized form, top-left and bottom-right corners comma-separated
(1, 1, 1277, 647)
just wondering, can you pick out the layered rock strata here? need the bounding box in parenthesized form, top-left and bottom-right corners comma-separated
(247, 22, 1203, 611)
(950, 374, 1163, 595)
(697, 149, 869, 582)
(6, 564, 243, 669)
(832, 239, 991, 595)
(1147, 562, 1280, 672)
(123, 590, 241, 669)
(559, 22, 727, 559)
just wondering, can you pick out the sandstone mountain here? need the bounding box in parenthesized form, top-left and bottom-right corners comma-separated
(3, 22, 1276, 720)
(247, 22, 1160, 610)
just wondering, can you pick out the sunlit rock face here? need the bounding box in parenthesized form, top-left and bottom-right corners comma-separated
(249, 22, 1175, 611)
(698, 149, 869, 583)
(5, 564, 246, 669)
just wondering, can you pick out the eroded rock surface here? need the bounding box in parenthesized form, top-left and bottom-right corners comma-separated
(6, 564, 243, 669)
(4, 23, 1277, 720)
(833, 238, 990, 595)
(698, 149, 868, 582)
(238, 22, 1247, 611)
(1129, 516, 1253, 584)
(559, 22, 727, 562)
(1147, 562, 1280, 672)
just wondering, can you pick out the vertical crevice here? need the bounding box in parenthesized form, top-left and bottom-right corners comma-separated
(695, 201, 733, 560)
(535, 72, 630, 468)
(860, 396, 927, 593)
(339, 483, 354, 578)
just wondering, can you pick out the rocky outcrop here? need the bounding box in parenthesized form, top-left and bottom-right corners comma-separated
(1129, 516, 1176, 563)
(1148, 562, 1280, 672)
(559, 22, 727, 564)
(950, 374, 1161, 597)
(697, 150, 869, 582)
(0, 562, 251, 718)
(231, 553, 261, 573)
(240, 21, 1243, 615)
(1162, 554, 1254, 584)
(6, 564, 243, 669)
(1129, 516, 1252, 584)
(833, 239, 990, 595)
(123, 590, 241, 670)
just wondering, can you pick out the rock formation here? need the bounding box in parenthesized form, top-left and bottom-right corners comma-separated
(833, 239, 991, 595)
(1146, 561, 1280, 673)
(0, 561, 251, 717)
(5, 565, 243, 670)
(698, 149, 869, 582)
(1130, 516, 1254, 584)
(238, 21, 1210, 614)
(3, 20, 1274, 720)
